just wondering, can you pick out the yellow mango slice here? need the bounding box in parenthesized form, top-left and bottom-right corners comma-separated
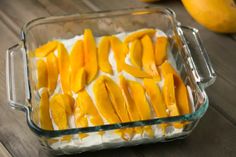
(143, 79, 168, 118)
(75, 90, 104, 138)
(119, 76, 139, 121)
(163, 73, 180, 117)
(144, 79, 168, 133)
(74, 92, 89, 139)
(119, 75, 142, 134)
(60, 94, 74, 116)
(162, 72, 184, 128)
(50, 94, 74, 130)
(71, 67, 86, 93)
(141, 35, 160, 80)
(35, 41, 58, 57)
(128, 80, 154, 137)
(129, 39, 142, 68)
(36, 59, 48, 89)
(77, 90, 104, 126)
(50, 94, 68, 130)
(93, 76, 121, 124)
(124, 29, 156, 43)
(46, 53, 58, 93)
(122, 64, 151, 78)
(84, 29, 98, 83)
(98, 36, 113, 74)
(110, 36, 150, 77)
(70, 40, 84, 76)
(93, 76, 133, 140)
(110, 36, 128, 72)
(129, 81, 151, 120)
(155, 36, 168, 66)
(70, 40, 84, 70)
(39, 89, 53, 130)
(160, 61, 190, 115)
(103, 76, 130, 123)
(70, 40, 86, 92)
(58, 43, 71, 94)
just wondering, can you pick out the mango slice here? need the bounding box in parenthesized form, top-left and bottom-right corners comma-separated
(103, 76, 130, 123)
(120, 75, 153, 137)
(50, 94, 74, 130)
(155, 36, 168, 66)
(122, 63, 151, 78)
(124, 29, 156, 43)
(36, 59, 48, 89)
(70, 40, 86, 92)
(58, 43, 71, 94)
(110, 36, 128, 72)
(143, 79, 168, 118)
(141, 35, 160, 80)
(128, 80, 154, 137)
(84, 29, 98, 83)
(76, 90, 104, 126)
(50, 94, 69, 130)
(119, 75, 142, 134)
(46, 53, 58, 93)
(93, 75, 130, 123)
(129, 81, 151, 120)
(144, 79, 168, 133)
(71, 68, 86, 93)
(93, 76, 121, 124)
(35, 41, 58, 57)
(74, 91, 89, 139)
(39, 89, 53, 130)
(110, 36, 150, 77)
(75, 90, 104, 138)
(60, 94, 74, 116)
(70, 40, 84, 70)
(160, 61, 190, 115)
(98, 36, 113, 74)
(163, 73, 180, 117)
(129, 39, 142, 68)
(93, 75, 133, 140)
(162, 72, 184, 128)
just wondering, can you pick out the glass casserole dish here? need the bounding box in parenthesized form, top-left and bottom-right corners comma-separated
(6, 7, 216, 155)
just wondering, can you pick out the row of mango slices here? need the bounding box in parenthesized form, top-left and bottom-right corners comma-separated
(35, 28, 191, 140)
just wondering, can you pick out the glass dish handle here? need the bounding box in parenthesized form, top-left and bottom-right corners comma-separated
(6, 42, 30, 112)
(177, 25, 216, 89)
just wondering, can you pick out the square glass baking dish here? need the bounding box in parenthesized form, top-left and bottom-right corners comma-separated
(6, 7, 216, 155)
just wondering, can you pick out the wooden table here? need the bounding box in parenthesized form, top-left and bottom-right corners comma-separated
(0, 0, 235, 156)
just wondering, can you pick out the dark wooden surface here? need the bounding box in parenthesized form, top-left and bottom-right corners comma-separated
(0, 0, 236, 157)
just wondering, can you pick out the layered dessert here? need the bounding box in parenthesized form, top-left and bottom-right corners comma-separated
(33, 28, 194, 151)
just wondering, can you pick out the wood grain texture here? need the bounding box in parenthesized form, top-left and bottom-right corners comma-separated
(0, 143, 12, 157)
(0, 0, 235, 157)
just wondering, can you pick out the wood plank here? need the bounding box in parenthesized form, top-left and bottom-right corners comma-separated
(207, 77, 236, 125)
(0, 0, 93, 34)
(0, 143, 12, 157)
(0, 0, 50, 33)
(38, 0, 93, 14)
(84, 0, 147, 11)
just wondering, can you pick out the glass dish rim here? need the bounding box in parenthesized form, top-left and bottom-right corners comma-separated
(18, 6, 209, 138)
